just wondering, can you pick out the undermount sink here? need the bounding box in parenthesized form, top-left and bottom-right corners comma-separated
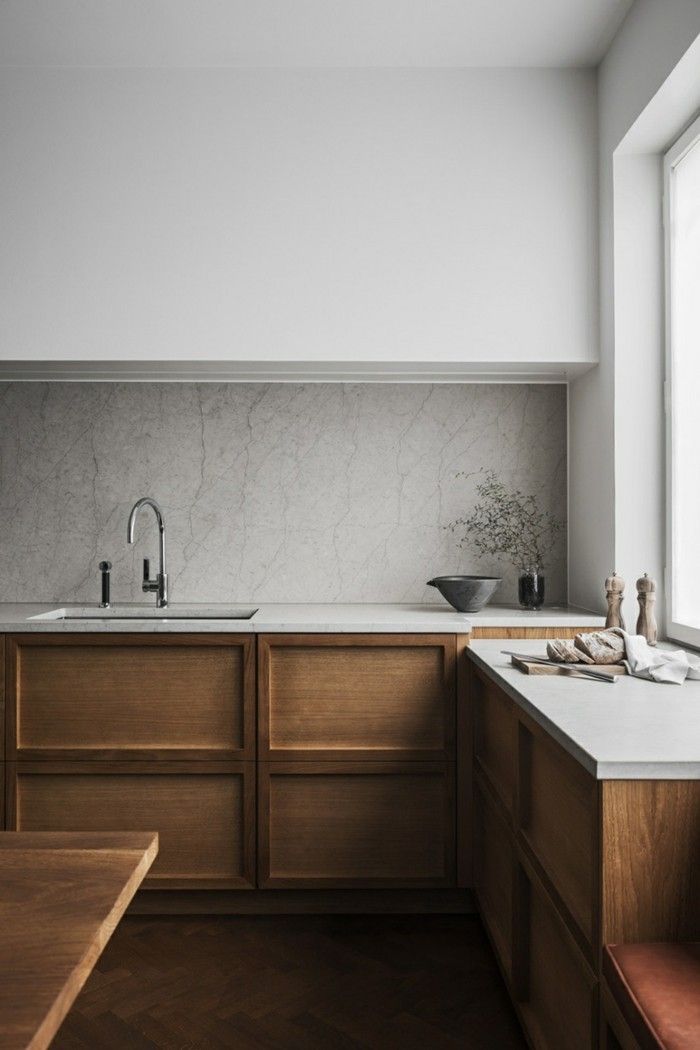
(30, 605, 258, 622)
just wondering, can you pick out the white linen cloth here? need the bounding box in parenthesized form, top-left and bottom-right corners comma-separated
(616, 629, 700, 684)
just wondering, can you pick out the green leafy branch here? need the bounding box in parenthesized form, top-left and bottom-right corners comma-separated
(447, 470, 564, 573)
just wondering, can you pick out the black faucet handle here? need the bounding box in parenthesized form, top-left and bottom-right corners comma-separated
(143, 557, 151, 581)
(98, 560, 112, 608)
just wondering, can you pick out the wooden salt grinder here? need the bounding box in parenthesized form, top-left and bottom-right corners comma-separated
(636, 573, 657, 646)
(605, 571, 625, 630)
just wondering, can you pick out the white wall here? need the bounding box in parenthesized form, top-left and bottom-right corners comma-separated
(569, 0, 700, 615)
(0, 69, 596, 371)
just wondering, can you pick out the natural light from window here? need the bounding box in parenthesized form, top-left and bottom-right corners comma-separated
(667, 116, 700, 640)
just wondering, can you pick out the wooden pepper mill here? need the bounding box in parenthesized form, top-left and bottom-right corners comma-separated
(605, 571, 625, 630)
(636, 573, 657, 646)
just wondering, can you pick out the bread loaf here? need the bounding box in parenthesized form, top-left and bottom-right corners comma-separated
(547, 628, 625, 666)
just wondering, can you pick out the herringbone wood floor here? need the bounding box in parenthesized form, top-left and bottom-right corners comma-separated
(53, 914, 526, 1050)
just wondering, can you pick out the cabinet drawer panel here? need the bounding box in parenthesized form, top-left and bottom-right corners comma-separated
(518, 865, 597, 1050)
(260, 635, 455, 759)
(0, 636, 4, 758)
(474, 778, 513, 976)
(10, 762, 255, 888)
(474, 673, 516, 816)
(9, 635, 254, 758)
(260, 762, 455, 887)
(518, 721, 597, 948)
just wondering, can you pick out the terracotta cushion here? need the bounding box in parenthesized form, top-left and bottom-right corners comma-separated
(604, 943, 700, 1050)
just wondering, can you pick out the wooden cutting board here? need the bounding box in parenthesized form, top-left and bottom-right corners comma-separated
(511, 655, 627, 676)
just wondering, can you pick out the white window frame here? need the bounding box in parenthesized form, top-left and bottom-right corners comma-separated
(664, 111, 700, 648)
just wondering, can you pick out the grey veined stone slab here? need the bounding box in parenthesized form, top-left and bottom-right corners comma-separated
(0, 382, 567, 605)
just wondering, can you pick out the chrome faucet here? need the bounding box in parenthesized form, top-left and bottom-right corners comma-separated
(127, 497, 169, 608)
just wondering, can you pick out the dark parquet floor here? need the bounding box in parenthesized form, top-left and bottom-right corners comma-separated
(53, 914, 526, 1050)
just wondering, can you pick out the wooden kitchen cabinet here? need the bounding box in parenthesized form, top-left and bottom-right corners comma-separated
(473, 672, 516, 817)
(518, 719, 598, 950)
(515, 858, 598, 1050)
(0, 637, 4, 830)
(257, 634, 457, 888)
(473, 664, 600, 1047)
(474, 775, 513, 977)
(471, 658, 700, 1049)
(6, 633, 255, 761)
(5, 633, 256, 890)
(259, 761, 455, 888)
(7, 760, 255, 889)
(258, 633, 456, 761)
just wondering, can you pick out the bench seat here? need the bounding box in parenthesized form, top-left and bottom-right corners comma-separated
(603, 943, 700, 1050)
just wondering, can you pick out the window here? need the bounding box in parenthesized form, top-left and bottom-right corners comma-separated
(665, 113, 700, 647)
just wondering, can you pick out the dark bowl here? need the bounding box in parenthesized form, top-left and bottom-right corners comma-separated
(427, 575, 501, 613)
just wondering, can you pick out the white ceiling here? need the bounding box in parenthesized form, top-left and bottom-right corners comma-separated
(0, 0, 634, 69)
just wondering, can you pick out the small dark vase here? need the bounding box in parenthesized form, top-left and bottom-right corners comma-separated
(518, 570, 545, 610)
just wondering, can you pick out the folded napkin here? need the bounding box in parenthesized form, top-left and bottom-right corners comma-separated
(616, 629, 700, 685)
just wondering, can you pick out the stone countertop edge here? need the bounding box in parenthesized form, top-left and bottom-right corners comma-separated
(467, 640, 700, 781)
(0, 603, 605, 634)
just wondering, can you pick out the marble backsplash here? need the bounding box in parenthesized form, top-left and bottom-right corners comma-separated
(0, 382, 567, 605)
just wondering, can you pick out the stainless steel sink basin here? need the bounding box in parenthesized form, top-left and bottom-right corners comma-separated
(30, 606, 258, 622)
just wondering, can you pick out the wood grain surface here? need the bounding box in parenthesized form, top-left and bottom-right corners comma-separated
(516, 856, 597, 1050)
(51, 914, 526, 1049)
(510, 655, 626, 677)
(0, 637, 4, 763)
(0, 831, 157, 1050)
(473, 671, 516, 817)
(601, 779, 700, 944)
(474, 776, 514, 975)
(9, 761, 255, 889)
(7, 633, 255, 760)
(456, 635, 473, 886)
(470, 627, 599, 640)
(259, 761, 455, 888)
(517, 719, 598, 950)
(259, 634, 456, 761)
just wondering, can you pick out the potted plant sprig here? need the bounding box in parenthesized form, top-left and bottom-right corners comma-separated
(447, 470, 564, 610)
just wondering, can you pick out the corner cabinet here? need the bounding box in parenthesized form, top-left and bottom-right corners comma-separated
(1, 625, 602, 902)
(471, 659, 700, 1050)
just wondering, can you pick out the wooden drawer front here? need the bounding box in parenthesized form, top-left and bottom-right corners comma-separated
(474, 778, 513, 977)
(259, 635, 455, 760)
(474, 673, 516, 816)
(0, 636, 4, 758)
(517, 865, 597, 1050)
(470, 628, 599, 641)
(518, 722, 597, 949)
(0, 637, 4, 827)
(9, 762, 255, 889)
(8, 635, 254, 759)
(259, 762, 455, 887)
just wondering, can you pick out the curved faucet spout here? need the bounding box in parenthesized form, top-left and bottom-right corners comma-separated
(127, 497, 168, 607)
(127, 496, 165, 544)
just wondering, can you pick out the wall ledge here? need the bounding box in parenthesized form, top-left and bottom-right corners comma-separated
(0, 360, 595, 383)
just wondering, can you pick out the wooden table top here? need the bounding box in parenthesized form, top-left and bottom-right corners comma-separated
(0, 831, 158, 1050)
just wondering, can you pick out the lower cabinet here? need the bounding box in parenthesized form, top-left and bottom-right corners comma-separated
(516, 861, 598, 1050)
(259, 762, 455, 887)
(473, 664, 600, 1049)
(474, 777, 513, 974)
(7, 761, 256, 889)
(257, 634, 458, 889)
(4, 631, 461, 894)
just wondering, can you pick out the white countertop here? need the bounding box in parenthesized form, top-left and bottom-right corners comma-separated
(0, 602, 604, 634)
(468, 639, 700, 780)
